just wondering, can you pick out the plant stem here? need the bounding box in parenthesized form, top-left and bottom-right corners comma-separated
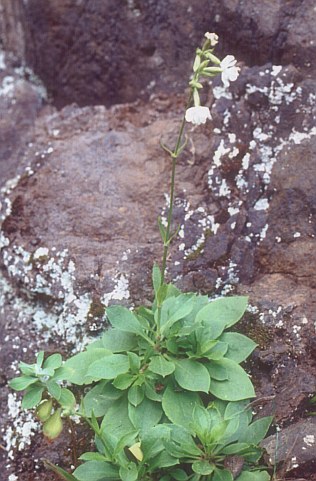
(161, 93, 192, 284)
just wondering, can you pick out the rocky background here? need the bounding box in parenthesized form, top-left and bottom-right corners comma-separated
(0, 1, 316, 480)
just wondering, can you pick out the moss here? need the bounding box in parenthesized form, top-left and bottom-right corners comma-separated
(237, 313, 274, 349)
(87, 298, 106, 322)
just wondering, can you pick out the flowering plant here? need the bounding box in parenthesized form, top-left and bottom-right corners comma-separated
(9, 33, 272, 481)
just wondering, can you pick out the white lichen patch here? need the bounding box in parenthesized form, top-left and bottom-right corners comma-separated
(101, 273, 130, 306)
(4, 393, 40, 460)
(303, 434, 315, 446)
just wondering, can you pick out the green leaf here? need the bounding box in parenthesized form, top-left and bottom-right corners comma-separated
(213, 468, 234, 481)
(158, 217, 167, 243)
(238, 416, 273, 445)
(191, 405, 211, 435)
(192, 461, 215, 475)
(160, 295, 195, 335)
(174, 359, 210, 393)
(9, 376, 38, 391)
(101, 329, 137, 352)
(128, 352, 141, 373)
(44, 460, 78, 481)
(166, 425, 202, 458)
(169, 469, 188, 481)
(106, 306, 144, 335)
(208, 359, 255, 401)
(59, 388, 76, 411)
(221, 443, 250, 455)
(87, 354, 129, 380)
(204, 341, 228, 360)
(207, 362, 228, 381)
(128, 385, 144, 406)
(79, 452, 107, 461)
(195, 297, 248, 338)
(36, 351, 44, 367)
(152, 264, 162, 293)
(46, 380, 62, 400)
(61, 349, 112, 385)
(220, 332, 257, 363)
(22, 386, 44, 409)
(74, 461, 120, 481)
(83, 381, 122, 417)
(148, 356, 175, 377)
(44, 353, 63, 370)
(113, 373, 135, 390)
(235, 471, 271, 481)
(101, 396, 134, 439)
(19, 361, 35, 376)
(128, 397, 163, 433)
(162, 385, 202, 427)
(119, 463, 138, 481)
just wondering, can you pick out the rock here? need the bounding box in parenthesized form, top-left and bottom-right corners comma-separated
(0, 0, 315, 107)
(262, 418, 316, 475)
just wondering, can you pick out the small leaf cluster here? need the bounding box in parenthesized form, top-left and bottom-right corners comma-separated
(10, 268, 272, 480)
(9, 351, 76, 439)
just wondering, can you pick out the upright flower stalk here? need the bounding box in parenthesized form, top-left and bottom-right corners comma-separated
(159, 33, 240, 283)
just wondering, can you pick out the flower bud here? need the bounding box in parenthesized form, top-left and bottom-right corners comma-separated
(43, 408, 63, 440)
(36, 399, 53, 422)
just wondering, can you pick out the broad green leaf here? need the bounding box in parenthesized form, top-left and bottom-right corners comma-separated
(128, 385, 144, 406)
(195, 297, 248, 338)
(148, 356, 175, 377)
(88, 354, 129, 380)
(43, 353, 63, 370)
(101, 396, 134, 439)
(141, 424, 172, 460)
(208, 359, 255, 401)
(221, 443, 250, 455)
(59, 388, 76, 411)
(113, 373, 135, 390)
(169, 469, 188, 481)
(220, 332, 257, 363)
(79, 452, 107, 461)
(106, 306, 144, 335)
(61, 349, 112, 385)
(204, 341, 228, 360)
(224, 401, 249, 420)
(192, 461, 215, 475)
(19, 361, 35, 376)
(162, 385, 202, 427)
(128, 397, 163, 433)
(101, 329, 137, 352)
(174, 359, 210, 393)
(235, 471, 270, 481)
(83, 381, 122, 417)
(192, 405, 211, 435)
(128, 352, 141, 373)
(44, 460, 78, 481)
(46, 380, 62, 400)
(206, 362, 228, 381)
(160, 295, 195, 335)
(210, 420, 228, 442)
(22, 386, 44, 409)
(238, 416, 273, 445)
(166, 425, 202, 458)
(9, 376, 38, 391)
(73, 461, 120, 481)
(152, 264, 162, 294)
(144, 383, 163, 402)
(119, 463, 138, 481)
(213, 468, 234, 481)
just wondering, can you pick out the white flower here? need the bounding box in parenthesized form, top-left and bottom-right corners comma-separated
(205, 32, 219, 47)
(220, 55, 240, 87)
(185, 106, 212, 125)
